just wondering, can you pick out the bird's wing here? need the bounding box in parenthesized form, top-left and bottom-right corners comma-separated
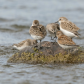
(61, 21, 80, 32)
(58, 35, 76, 45)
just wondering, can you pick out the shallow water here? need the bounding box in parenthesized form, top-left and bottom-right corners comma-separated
(0, 0, 84, 84)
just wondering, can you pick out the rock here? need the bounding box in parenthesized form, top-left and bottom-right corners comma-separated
(20, 41, 66, 56)
(7, 41, 84, 64)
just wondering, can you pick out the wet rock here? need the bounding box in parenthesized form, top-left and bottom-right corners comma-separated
(8, 41, 84, 64)
(20, 41, 66, 56)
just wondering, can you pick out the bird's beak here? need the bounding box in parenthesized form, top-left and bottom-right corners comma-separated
(55, 21, 59, 23)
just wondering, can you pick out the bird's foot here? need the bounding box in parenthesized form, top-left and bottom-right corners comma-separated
(51, 38, 54, 40)
(38, 46, 43, 49)
(54, 36, 57, 38)
(34, 45, 38, 48)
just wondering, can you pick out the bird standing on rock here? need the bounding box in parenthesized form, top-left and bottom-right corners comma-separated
(29, 20, 47, 48)
(56, 17, 80, 38)
(46, 23, 60, 41)
(56, 31, 79, 54)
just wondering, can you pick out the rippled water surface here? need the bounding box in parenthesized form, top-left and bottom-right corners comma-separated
(0, 0, 84, 84)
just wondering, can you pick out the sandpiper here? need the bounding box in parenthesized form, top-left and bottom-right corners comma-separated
(13, 39, 37, 50)
(56, 31, 79, 49)
(46, 23, 60, 40)
(56, 17, 80, 38)
(29, 20, 47, 48)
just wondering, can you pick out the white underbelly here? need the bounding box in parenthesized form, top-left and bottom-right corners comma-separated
(60, 27, 76, 38)
(13, 45, 27, 50)
(47, 30, 55, 37)
(58, 43, 74, 49)
(31, 35, 43, 40)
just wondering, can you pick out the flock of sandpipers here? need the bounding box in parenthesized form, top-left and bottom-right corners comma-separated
(13, 17, 80, 51)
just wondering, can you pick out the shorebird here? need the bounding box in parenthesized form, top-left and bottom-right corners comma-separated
(56, 17, 80, 38)
(46, 23, 60, 40)
(13, 39, 37, 50)
(29, 20, 47, 48)
(56, 31, 79, 50)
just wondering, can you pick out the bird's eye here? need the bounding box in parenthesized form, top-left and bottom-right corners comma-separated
(60, 19, 61, 20)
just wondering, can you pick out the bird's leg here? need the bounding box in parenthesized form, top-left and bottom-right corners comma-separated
(51, 36, 54, 40)
(40, 40, 41, 48)
(54, 32, 57, 43)
(39, 40, 42, 49)
(50, 36, 54, 43)
(54, 32, 57, 38)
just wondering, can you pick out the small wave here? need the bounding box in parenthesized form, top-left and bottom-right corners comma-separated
(11, 24, 30, 29)
(0, 28, 14, 32)
(0, 18, 14, 22)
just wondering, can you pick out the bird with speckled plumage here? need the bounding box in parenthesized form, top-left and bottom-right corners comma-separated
(56, 31, 79, 49)
(46, 23, 60, 40)
(13, 39, 37, 50)
(29, 20, 47, 48)
(56, 17, 80, 38)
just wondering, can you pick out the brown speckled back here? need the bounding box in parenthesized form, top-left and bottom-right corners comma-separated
(60, 21, 80, 32)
